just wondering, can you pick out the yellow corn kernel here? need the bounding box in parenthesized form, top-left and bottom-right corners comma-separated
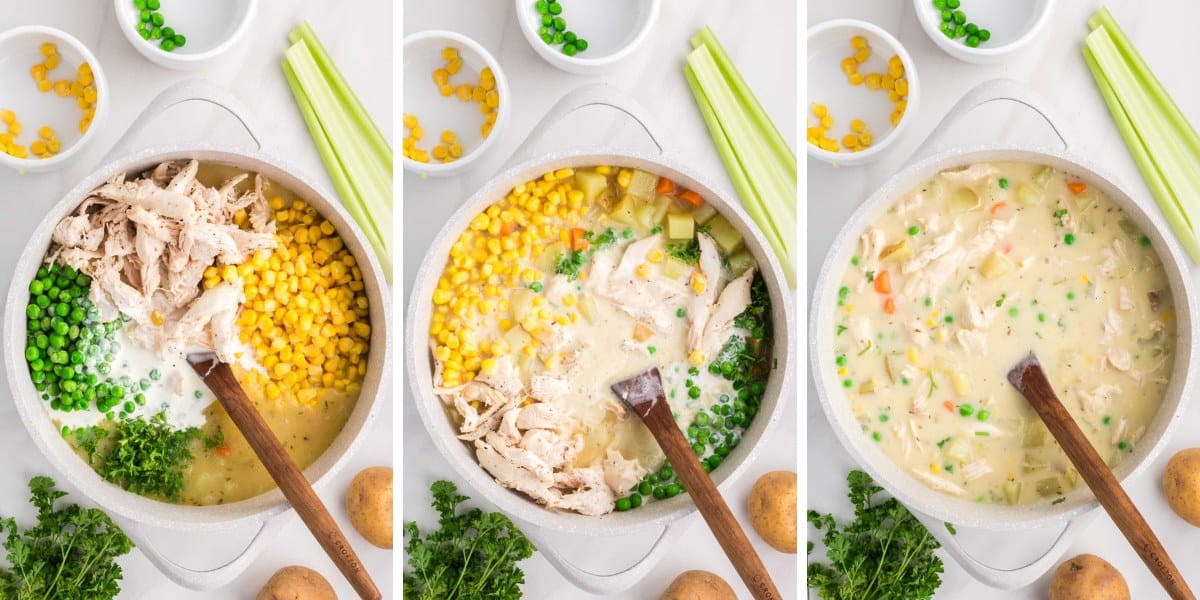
(30, 140, 47, 155)
(850, 119, 866, 134)
(859, 131, 873, 146)
(37, 79, 52, 92)
(433, 145, 448, 160)
(403, 113, 418, 128)
(635, 263, 650, 278)
(45, 53, 60, 70)
(850, 35, 868, 50)
(31, 64, 47, 81)
(811, 103, 828, 118)
(449, 143, 463, 158)
(485, 90, 500, 109)
(0, 110, 14, 125)
(439, 84, 454, 97)
(890, 111, 903, 127)
(78, 63, 94, 85)
(907, 347, 920, 364)
(442, 47, 459, 60)
(40, 42, 56, 56)
(688, 350, 706, 366)
(848, 73, 863, 86)
(865, 72, 882, 90)
(894, 78, 908, 96)
(47, 138, 60, 153)
(840, 57, 857, 75)
(691, 272, 707, 295)
(842, 134, 859, 148)
(854, 47, 870, 63)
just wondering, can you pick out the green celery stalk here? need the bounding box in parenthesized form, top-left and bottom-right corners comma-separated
(288, 21, 394, 183)
(1083, 47, 1200, 261)
(686, 44, 796, 286)
(689, 26, 796, 182)
(284, 40, 393, 276)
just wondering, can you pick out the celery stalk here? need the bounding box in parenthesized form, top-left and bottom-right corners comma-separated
(288, 21, 393, 182)
(1083, 48, 1200, 261)
(284, 40, 393, 276)
(688, 26, 796, 182)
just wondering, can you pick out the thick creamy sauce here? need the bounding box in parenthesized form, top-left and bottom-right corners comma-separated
(833, 162, 1175, 506)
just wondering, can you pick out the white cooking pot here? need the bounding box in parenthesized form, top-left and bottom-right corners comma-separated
(811, 79, 1197, 589)
(405, 84, 796, 594)
(2, 80, 392, 590)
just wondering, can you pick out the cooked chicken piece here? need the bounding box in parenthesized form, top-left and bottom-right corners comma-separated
(162, 282, 243, 360)
(497, 407, 523, 444)
(910, 468, 966, 496)
(687, 234, 722, 351)
(529, 374, 568, 403)
(961, 460, 992, 482)
(851, 316, 872, 352)
(1107, 349, 1133, 372)
(52, 215, 104, 251)
(602, 397, 628, 421)
(699, 267, 755, 357)
(475, 355, 523, 398)
(940, 163, 999, 189)
(602, 449, 646, 495)
(1075, 384, 1118, 414)
(955, 329, 987, 356)
(965, 295, 997, 329)
(902, 232, 958, 274)
(454, 395, 480, 434)
(519, 429, 581, 469)
(1119, 286, 1135, 311)
(476, 437, 561, 507)
(516, 403, 563, 430)
(1112, 417, 1128, 446)
(552, 467, 615, 516)
(859, 228, 885, 265)
(94, 178, 196, 222)
(588, 235, 686, 332)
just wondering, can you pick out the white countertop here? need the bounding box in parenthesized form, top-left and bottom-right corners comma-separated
(808, 1, 1200, 599)
(401, 1, 798, 598)
(0, 2, 393, 599)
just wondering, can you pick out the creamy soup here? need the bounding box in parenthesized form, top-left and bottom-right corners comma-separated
(431, 166, 773, 515)
(27, 161, 371, 506)
(832, 162, 1175, 506)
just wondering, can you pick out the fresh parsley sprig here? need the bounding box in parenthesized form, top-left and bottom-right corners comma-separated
(807, 470, 944, 599)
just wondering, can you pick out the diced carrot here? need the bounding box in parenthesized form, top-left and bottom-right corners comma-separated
(1000, 240, 1013, 254)
(1067, 181, 1087, 195)
(656, 177, 676, 195)
(215, 445, 231, 457)
(873, 270, 892, 294)
(678, 189, 703, 207)
(883, 297, 896, 315)
(989, 202, 1007, 215)
(632, 322, 654, 342)
(569, 227, 588, 251)
(943, 400, 955, 413)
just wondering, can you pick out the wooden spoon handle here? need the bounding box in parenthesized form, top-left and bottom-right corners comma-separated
(196, 360, 381, 600)
(1009, 355, 1194, 600)
(641, 405, 782, 600)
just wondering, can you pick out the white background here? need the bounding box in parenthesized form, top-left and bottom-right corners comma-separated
(809, 1, 1200, 599)
(0, 2, 394, 599)
(401, 1, 798, 598)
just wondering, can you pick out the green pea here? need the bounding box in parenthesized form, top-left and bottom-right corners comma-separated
(615, 497, 631, 511)
(952, 10, 966, 24)
(548, 2, 562, 14)
(966, 35, 980, 48)
(173, 34, 186, 47)
(977, 409, 990, 421)
(562, 43, 577, 56)
(908, 225, 920, 236)
(629, 493, 643, 508)
(535, 0, 548, 12)
(688, 386, 701, 399)
(959, 403, 975, 417)
(978, 29, 991, 42)
(1064, 233, 1076, 245)
(151, 12, 164, 26)
(575, 39, 588, 51)
(666, 484, 681, 497)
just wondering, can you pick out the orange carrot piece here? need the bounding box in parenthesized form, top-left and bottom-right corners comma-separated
(874, 270, 892, 294)
(1067, 181, 1087, 195)
(215, 445, 231, 457)
(656, 177, 676, 195)
(883, 297, 896, 315)
(678, 189, 703, 207)
(943, 400, 955, 413)
(1000, 240, 1013, 254)
(989, 202, 1007, 215)
(569, 227, 588, 251)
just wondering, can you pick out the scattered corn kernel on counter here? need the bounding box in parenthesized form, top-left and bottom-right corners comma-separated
(23, 160, 371, 506)
(428, 165, 774, 515)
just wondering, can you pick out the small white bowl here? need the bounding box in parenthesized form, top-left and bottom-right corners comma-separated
(514, 0, 660, 74)
(913, 0, 1055, 64)
(114, 0, 258, 70)
(402, 31, 510, 178)
(806, 19, 920, 167)
(0, 26, 108, 173)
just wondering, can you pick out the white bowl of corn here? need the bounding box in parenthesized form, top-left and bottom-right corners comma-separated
(402, 30, 510, 178)
(0, 26, 107, 173)
(806, 19, 919, 167)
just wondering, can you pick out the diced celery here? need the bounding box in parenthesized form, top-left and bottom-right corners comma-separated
(1022, 455, 1046, 472)
(944, 440, 971, 464)
(635, 204, 657, 229)
(727, 250, 755, 277)
(652, 195, 673, 225)
(705, 214, 743, 254)
(690, 202, 717, 224)
(1034, 166, 1054, 187)
(510, 289, 535, 322)
(1023, 422, 1048, 448)
(576, 170, 608, 205)
(667, 213, 695, 240)
(1003, 480, 1023, 505)
(1036, 477, 1062, 498)
(662, 257, 688, 279)
(627, 169, 658, 202)
(1015, 183, 1042, 206)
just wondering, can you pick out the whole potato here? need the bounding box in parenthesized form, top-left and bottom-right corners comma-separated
(1047, 554, 1129, 600)
(256, 565, 337, 600)
(747, 470, 797, 553)
(660, 570, 736, 600)
(346, 466, 393, 549)
(1163, 448, 1200, 527)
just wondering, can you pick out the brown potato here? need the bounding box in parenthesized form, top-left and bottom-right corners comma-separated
(747, 470, 797, 553)
(346, 466, 393, 549)
(660, 570, 736, 600)
(1163, 448, 1200, 526)
(1047, 554, 1129, 600)
(256, 565, 337, 600)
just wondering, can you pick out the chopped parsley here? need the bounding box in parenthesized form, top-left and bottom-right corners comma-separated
(666, 239, 701, 264)
(554, 228, 618, 280)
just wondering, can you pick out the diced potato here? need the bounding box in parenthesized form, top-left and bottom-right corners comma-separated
(652, 195, 673, 225)
(667, 213, 695, 240)
(980, 252, 1014, 279)
(1023, 422, 1048, 448)
(705, 215, 744, 254)
(690, 203, 717, 225)
(662, 256, 688, 279)
(576, 170, 608, 204)
(627, 169, 658, 201)
(858, 378, 877, 394)
(632, 322, 654, 342)
(1003, 480, 1023, 505)
(609, 194, 637, 225)
(1022, 455, 1046, 472)
(1015, 183, 1042, 206)
(944, 440, 971, 464)
(879, 238, 911, 262)
(510, 288, 535, 322)
(577, 294, 598, 323)
(635, 203, 657, 229)
(503, 326, 531, 354)
(536, 241, 566, 272)
(950, 371, 971, 395)
(1034, 166, 1054, 187)
(1064, 467, 1079, 490)
(949, 187, 981, 212)
(1074, 193, 1095, 211)
(727, 250, 755, 277)
(1036, 477, 1062, 498)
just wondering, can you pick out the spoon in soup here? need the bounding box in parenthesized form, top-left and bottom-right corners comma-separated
(611, 367, 781, 600)
(1008, 353, 1194, 600)
(188, 353, 381, 600)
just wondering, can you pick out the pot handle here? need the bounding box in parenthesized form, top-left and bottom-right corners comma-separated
(103, 79, 264, 163)
(911, 78, 1070, 163)
(503, 83, 665, 169)
(116, 513, 290, 590)
(917, 509, 1096, 590)
(520, 516, 693, 594)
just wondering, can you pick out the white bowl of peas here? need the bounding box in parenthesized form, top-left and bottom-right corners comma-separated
(113, 0, 259, 70)
(514, 0, 661, 74)
(0, 26, 108, 173)
(913, 0, 1056, 64)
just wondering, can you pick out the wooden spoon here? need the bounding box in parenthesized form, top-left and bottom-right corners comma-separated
(188, 355, 381, 600)
(611, 368, 781, 600)
(1007, 353, 1194, 600)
